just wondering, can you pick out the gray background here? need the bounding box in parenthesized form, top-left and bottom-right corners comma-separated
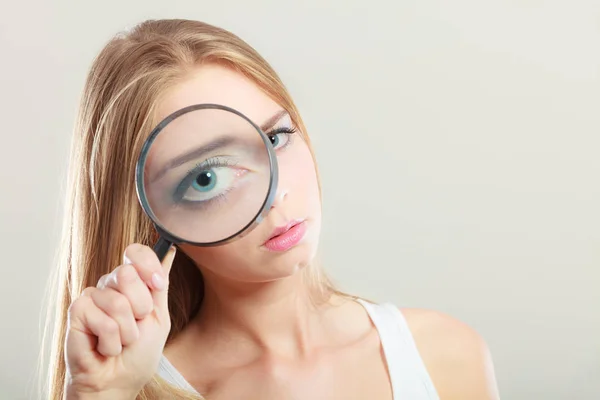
(0, 1, 599, 399)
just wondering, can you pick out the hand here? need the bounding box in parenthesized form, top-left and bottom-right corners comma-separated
(64, 243, 176, 399)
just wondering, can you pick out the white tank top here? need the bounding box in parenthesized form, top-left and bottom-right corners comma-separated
(157, 300, 440, 399)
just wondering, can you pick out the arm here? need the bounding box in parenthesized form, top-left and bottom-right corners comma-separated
(401, 308, 501, 400)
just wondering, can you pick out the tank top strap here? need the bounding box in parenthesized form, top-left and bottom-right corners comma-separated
(356, 299, 440, 399)
(157, 355, 199, 394)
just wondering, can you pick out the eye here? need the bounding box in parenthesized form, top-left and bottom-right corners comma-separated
(269, 134, 286, 149)
(268, 126, 297, 150)
(180, 166, 238, 203)
(173, 158, 246, 205)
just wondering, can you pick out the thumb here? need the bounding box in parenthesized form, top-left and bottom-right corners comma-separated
(161, 245, 177, 277)
(152, 245, 177, 314)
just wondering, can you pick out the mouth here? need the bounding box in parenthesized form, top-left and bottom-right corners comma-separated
(266, 219, 305, 241)
(262, 219, 307, 251)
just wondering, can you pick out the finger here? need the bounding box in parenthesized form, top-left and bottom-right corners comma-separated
(96, 274, 110, 289)
(69, 295, 122, 357)
(123, 243, 164, 291)
(90, 288, 140, 346)
(152, 246, 177, 317)
(67, 293, 98, 363)
(103, 264, 153, 320)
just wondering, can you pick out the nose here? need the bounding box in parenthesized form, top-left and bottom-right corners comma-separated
(270, 185, 288, 209)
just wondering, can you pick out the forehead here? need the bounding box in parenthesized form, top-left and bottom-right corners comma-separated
(157, 64, 281, 125)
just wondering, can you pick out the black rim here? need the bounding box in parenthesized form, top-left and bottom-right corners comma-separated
(134, 103, 279, 247)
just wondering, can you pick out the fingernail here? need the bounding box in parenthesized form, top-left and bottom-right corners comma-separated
(151, 272, 165, 291)
(123, 255, 132, 265)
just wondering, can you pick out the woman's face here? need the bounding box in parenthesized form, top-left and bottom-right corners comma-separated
(152, 64, 321, 283)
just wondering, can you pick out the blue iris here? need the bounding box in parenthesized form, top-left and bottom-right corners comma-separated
(269, 134, 280, 148)
(191, 169, 217, 192)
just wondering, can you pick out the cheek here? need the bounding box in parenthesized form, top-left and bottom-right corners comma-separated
(275, 139, 322, 227)
(281, 140, 320, 195)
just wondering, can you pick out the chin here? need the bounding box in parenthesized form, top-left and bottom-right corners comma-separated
(263, 245, 316, 279)
(252, 231, 320, 282)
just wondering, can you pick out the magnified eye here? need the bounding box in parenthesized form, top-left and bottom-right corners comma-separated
(182, 167, 235, 202)
(173, 158, 246, 206)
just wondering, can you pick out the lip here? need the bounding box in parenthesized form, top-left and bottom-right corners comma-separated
(266, 219, 304, 241)
(262, 219, 307, 252)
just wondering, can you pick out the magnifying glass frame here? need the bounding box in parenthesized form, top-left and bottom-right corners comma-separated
(134, 103, 279, 259)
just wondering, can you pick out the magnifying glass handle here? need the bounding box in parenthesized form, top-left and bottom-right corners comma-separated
(153, 236, 173, 262)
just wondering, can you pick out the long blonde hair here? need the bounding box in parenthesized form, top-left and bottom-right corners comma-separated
(43, 19, 340, 399)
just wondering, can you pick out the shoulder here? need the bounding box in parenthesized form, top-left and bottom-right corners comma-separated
(399, 307, 501, 400)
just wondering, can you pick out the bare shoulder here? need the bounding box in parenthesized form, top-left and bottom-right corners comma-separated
(400, 307, 501, 400)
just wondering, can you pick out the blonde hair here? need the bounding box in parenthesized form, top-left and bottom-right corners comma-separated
(42, 19, 341, 399)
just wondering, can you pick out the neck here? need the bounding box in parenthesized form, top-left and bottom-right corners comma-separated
(193, 269, 325, 359)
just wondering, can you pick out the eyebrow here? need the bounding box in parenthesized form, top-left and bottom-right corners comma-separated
(260, 109, 288, 132)
(148, 110, 288, 183)
(149, 136, 236, 183)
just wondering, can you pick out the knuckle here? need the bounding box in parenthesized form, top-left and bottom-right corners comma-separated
(115, 264, 139, 285)
(137, 294, 154, 315)
(68, 295, 92, 316)
(100, 318, 119, 334)
(81, 287, 96, 297)
(106, 293, 130, 314)
(124, 243, 146, 262)
(96, 274, 109, 289)
(127, 244, 158, 269)
(129, 291, 152, 317)
(124, 242, 144, 256)
(139, 251, 159, 271)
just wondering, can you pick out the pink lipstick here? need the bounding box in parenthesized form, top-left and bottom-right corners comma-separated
(263, 220, 307, 252)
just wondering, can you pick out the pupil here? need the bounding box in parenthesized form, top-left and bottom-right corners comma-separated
(196, 171, 212, 187)
(270, 135, 278, 146)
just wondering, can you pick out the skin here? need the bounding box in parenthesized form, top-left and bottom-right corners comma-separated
(65, 65, 500, 400)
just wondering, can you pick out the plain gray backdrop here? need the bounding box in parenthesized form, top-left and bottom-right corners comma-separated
(1, 1, 599, 399)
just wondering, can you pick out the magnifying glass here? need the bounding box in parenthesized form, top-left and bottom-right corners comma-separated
(135, 104, 278, 261)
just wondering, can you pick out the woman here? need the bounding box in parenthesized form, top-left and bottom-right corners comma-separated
(45, 19, 500, 399)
